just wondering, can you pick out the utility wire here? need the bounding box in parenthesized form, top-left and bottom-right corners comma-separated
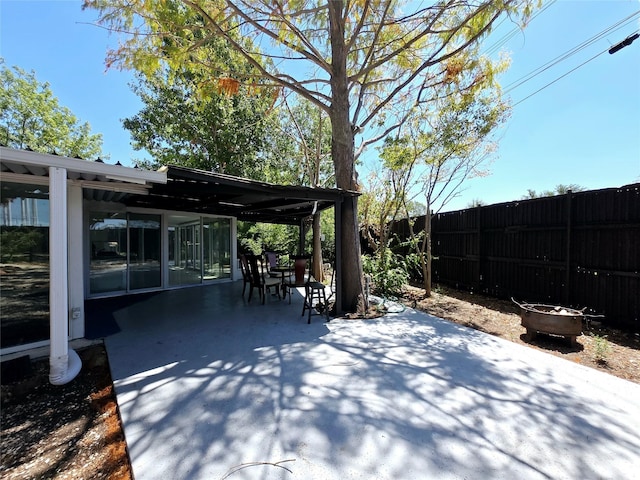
(511, 26, 639, 106)
(504, 10, 640, 94)
(512, 47, 607, 107)
(483, 0, 559, 57)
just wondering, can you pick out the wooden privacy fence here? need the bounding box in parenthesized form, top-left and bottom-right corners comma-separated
(391, 184, 640, 331)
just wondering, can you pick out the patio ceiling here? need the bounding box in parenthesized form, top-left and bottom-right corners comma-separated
(124, 165, 358, 225)
(1, 148, 357, 226)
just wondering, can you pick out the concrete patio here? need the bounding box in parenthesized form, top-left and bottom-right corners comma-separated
(102, 282, 640, 479)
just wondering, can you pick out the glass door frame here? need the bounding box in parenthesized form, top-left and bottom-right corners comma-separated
(167, 214, 234, 287)
(167, 215, 203, 287)
(87, 208, 163, 297)
(87, 207, 236, 298)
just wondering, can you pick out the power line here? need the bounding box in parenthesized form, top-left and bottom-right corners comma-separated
(510, 26, 639, 106)
(504, 10, 640, 95)
(511, 47, 607, 107)
(483, 0, 559, 57)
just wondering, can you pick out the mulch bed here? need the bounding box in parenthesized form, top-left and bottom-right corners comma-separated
(0, 344, 132, 480)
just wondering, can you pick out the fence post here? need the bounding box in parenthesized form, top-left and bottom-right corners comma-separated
(477, 205, 483, 292)
(564, 190, 573, 305)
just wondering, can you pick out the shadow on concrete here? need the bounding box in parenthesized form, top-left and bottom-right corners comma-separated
(104, 282, 640, 479)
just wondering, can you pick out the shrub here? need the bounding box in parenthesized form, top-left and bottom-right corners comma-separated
(362, 247, 409, 298)
(591, 333, 611, 364)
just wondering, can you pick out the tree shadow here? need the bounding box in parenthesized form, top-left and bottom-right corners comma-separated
(104, 284, 640, 480)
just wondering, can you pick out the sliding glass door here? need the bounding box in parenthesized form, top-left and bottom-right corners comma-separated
(169, 215, 231, 285)
(89, 212, 127, 294)
(168, 215, 201, 286)
(89, 212, 231, 294)
(203, 218, 231, 280)
(89, 212, 161, 294)
(129, 213, 161, 290)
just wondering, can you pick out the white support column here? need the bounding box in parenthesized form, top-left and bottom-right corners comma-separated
(49, 167, 81, 385)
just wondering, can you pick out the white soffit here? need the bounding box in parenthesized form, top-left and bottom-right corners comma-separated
(0, 147, 167, 185)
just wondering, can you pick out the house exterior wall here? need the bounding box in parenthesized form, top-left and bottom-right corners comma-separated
(1, 148, 240, 356)
(1, 189, 237, 355)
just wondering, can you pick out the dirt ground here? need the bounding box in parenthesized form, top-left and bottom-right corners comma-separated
(0, 344, 132, 480)
(1, 285, 638, 480)
(402, 284, 640, 384)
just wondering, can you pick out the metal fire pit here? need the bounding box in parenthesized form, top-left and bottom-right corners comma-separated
(512, 299, 584, 345)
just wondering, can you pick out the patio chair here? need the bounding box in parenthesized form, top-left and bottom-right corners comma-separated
(283, 255, 311, 304)
(245, 254, 281, 304)
(264, 251, 280, 277)
(239, 254, 252, 298)
(300, 261, 334, 323)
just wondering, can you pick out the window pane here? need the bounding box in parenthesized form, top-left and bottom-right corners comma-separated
(129, 213, 161, 290)
(203, 218, 231, 280)
(168, 215, 201, 286)
(90, 212, 127, 294)
(0, 182, 50, 348)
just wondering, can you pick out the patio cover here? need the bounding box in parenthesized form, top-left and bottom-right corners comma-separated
(2, 148, 356, 313)
(1, 148, 357, 226)
(124, 165, 358, 226)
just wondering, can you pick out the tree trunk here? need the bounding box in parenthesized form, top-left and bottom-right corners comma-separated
(312, 212, 324, 282)
(329, 1, 364, 313)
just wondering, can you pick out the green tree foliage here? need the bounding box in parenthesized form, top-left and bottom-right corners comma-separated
(258, 98, 334, 186)
(276, 98, 334, 279)
(233, 98, 336, 266)
(84, 0, 539, 312)
(362, 246, 409, 299)
(237, 221, 298, 256)
(359, 164, 418, 296)
(318, 208, 336, 264)
(0, 228, 44, 262)
(238, 208, 336, 270)
(124, 69, 280, 179)
(372, 59, 511, 296)
(0, 60, 104, 158)
(277, 98, 334, 188)
(360, 168, 405, 254)
(522, 184, 586, 199)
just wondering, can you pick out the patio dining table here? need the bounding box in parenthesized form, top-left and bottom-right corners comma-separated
(270, 265, 294, 298)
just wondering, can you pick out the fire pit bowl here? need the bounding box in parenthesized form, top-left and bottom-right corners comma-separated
(512, 299, 584, 345)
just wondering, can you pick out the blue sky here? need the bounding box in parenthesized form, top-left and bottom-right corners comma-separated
(1, 0, 639, 212)
(460, 0, 640, 211)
